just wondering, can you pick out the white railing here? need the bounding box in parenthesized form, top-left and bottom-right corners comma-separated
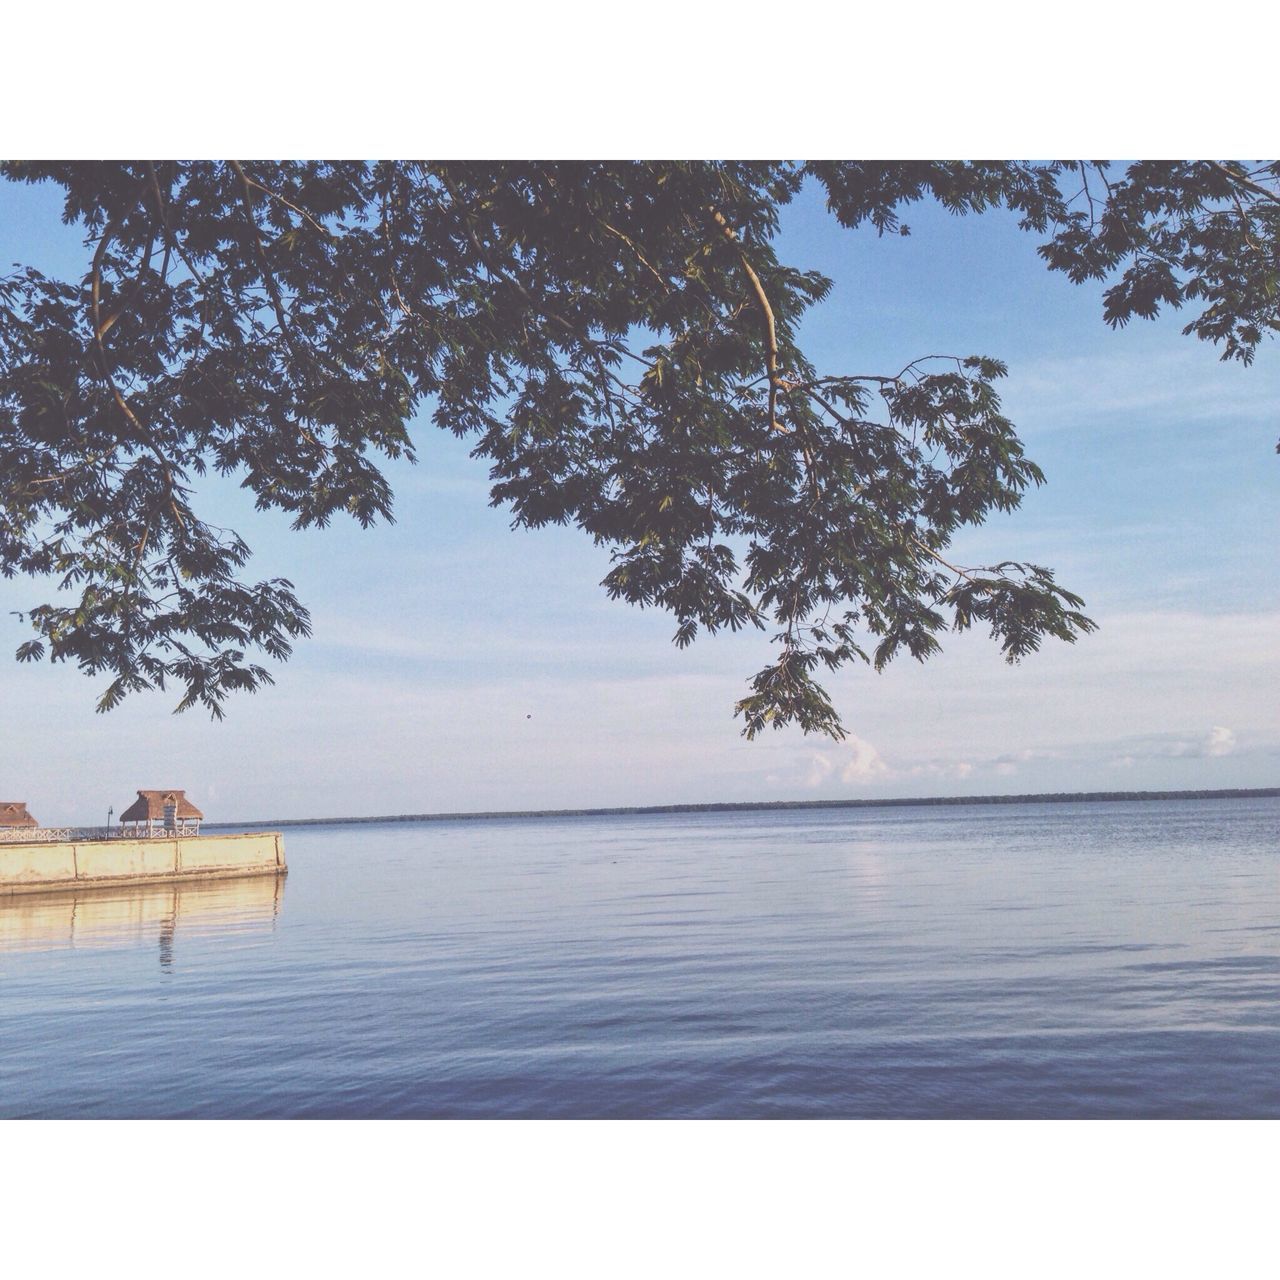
(0, 824, 201, 843)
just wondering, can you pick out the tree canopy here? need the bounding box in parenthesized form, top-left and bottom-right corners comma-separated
(1, 161, 1277, 735)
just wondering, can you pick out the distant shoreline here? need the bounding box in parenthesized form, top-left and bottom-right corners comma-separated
(206, 786, 1280, 831)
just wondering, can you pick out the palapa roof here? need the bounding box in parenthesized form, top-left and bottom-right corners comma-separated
(0, 802, 37, 828)
(119, 790, 204, 823)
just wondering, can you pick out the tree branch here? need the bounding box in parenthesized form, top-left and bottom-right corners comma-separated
(1212, 161, 1280, 208)
(89, 209, 148, 441)
(229, 160, 298, 353)
(709, 205, 782, 431)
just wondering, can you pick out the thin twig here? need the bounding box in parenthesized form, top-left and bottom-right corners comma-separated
(911, 536, 979, 583)
(1078, 161, 1099, 232)
(600, 221, 671, 294)
(239, 173, 334, 238)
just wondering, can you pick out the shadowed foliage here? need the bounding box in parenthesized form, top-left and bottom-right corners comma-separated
(1, 161, 1276, 732)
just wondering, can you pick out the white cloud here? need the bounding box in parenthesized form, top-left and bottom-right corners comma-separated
(803, 754, 835, 789)
(1104, 725, 1242, 762)
(840, 736, 890, 784)
(904, 759, 977, 782)
(793, 739, 980, 791)
(1005, 347, 1280, 436)
(793, 735, 891, 789)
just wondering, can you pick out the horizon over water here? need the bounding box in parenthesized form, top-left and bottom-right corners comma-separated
(205, 785, 1280, 831)
(2, 795, 1278, 1118)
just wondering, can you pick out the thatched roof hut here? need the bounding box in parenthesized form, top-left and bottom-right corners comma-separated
(119, 790, 204, 833)
(0, 802, 37, 829)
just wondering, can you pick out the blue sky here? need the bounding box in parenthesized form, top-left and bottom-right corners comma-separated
(2, 173, 1277, 823)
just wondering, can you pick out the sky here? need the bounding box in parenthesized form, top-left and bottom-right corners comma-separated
(2, 172, 1277, 823)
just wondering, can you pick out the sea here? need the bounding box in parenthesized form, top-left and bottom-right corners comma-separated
(1, 795, 1277, 1118)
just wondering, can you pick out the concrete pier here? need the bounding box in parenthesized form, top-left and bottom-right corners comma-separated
(0, 832, 286, 895)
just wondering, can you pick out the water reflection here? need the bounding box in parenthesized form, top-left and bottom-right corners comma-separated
(0, 873, 286, 964)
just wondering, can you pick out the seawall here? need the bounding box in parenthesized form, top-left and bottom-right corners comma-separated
(0, 832, 286, 896)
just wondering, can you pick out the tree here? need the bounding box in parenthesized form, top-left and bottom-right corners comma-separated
(1, 161, 1276, 735)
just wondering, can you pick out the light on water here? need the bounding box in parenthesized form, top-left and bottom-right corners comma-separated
(2, 797, 1278, 1118)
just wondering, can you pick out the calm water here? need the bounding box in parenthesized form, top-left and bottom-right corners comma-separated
(2, 798, 1277, 1118)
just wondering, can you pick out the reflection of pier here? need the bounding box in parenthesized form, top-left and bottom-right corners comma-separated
(0, 873, 285, 963)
